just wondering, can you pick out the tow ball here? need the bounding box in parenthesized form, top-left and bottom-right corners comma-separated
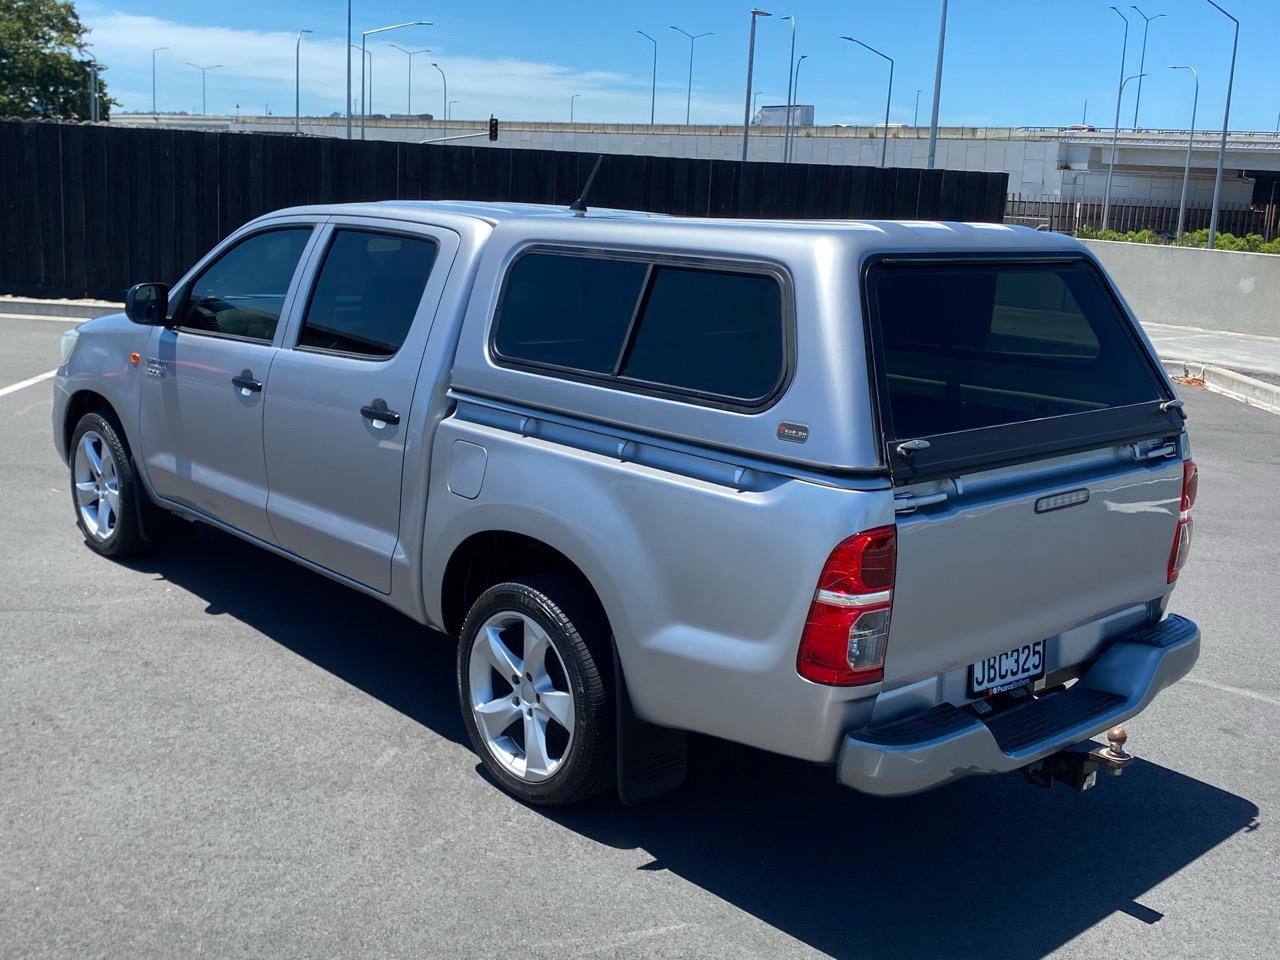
(1022, 726, 1135, 792)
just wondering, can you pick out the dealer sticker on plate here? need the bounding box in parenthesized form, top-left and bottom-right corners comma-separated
(969, 639, 1046, 697)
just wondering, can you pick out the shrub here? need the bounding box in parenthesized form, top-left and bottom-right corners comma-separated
(1074, 224, 1280, 254)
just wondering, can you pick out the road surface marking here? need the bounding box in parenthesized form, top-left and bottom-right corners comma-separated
(1145, 321, 1280, 345)
(1184, 675, 1280, 709)
(0, 370, 56, 398)
(0, 313, 88, 323)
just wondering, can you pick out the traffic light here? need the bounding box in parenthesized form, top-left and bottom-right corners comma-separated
(488, 116, 499, 141)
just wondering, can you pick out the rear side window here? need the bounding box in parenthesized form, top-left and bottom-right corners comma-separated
(493, 252, 786, 405)
(867, 260, 1165, 441)
(493, 254, 646, 373)
(298, 230, 437, 358)
(621, 267, 784, 401)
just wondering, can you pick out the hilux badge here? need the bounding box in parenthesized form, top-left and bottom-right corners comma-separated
(1035, 488, 1089, 513)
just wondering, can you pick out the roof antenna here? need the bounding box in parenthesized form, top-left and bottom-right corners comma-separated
(569, 154, 605, 217)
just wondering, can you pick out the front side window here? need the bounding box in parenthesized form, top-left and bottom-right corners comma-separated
(298, 230, 438, 358)
(180, 228, 312, 341)
(493, 252, 787, 405)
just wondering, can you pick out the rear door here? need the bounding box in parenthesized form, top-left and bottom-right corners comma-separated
(863, 256, 1186, 690)
(262, 218, 457, 593)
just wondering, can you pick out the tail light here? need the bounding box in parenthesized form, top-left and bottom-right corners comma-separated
(1167, 459, 1198, 582)
(797, 526, 896, 685)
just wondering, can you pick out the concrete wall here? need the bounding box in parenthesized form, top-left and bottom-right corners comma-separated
(1083, 239, 1280, 338)
(113, 115, 1268, 206)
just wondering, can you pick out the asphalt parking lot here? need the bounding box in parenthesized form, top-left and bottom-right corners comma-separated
(2, 313, 1277, 960)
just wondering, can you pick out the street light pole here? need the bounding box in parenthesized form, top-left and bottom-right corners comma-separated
(842, 36, 894, 168)
(914, 88, 921, 128)
(87, 62, 100, 121)
(431, 63, 447, 129)
(389, 45, 430, 116)
(637, 31, 657, 124)
(1103, 73, 1145, 229)
(364, 22, 431, 138)
(185, 63, 223, 116)
(350, 45, 372, 125)
(781, 16, 796, 163)
(151, 47, 168, 116)
(1129, 7, 1166, 128)
(741, 8, 772, 164)
(670, 27, 712, 125)
(448, 99, 458, 122)
(1101, 6, 1130, 230)
(570, 93, 581, 123)
(1168, 65, 1199, 237)
(1203, 0, 1238, 250)
(926, 0, 948, 168)
(791, 54, 808, 160)
(346, 0, 352, 138)
(294, 30, 312, 134)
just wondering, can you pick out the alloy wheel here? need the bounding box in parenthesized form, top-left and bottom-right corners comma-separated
(467, 610, 576, 783)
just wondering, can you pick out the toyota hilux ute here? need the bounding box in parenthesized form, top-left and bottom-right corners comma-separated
(52, 201, 1199, 805)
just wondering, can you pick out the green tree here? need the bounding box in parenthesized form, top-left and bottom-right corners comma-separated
(0, 0, 115, 119)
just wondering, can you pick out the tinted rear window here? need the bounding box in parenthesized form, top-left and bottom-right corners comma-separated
(868, 260, 1164, 440)
(493, 254, 646, 374)
(493, 253, 786, 405)
(621, 266, 784, 401)
(299, 230, 437, 357)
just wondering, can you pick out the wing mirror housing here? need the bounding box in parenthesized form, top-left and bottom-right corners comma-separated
(125, 282, 169, 325)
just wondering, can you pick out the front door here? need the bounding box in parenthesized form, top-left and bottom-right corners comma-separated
(140, 226, 317, 542)
(263, 221, 455, 592)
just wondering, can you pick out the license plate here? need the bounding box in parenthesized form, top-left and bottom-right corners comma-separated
(969, 640, 1046, 697)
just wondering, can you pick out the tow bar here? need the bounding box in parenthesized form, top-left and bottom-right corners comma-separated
(1022, 726, 1135, 792)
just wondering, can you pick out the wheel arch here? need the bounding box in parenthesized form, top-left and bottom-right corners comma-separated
(64, 389, 126, 460)
(438, 528, 614, 644)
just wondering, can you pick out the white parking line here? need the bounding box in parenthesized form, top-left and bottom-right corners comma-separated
(0, 313, 87, 323)
(1184, 675, 1280, 709)
(0, 370, 57, 398)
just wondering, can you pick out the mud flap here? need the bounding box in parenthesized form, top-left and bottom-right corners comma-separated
(614, 641, 688, 804)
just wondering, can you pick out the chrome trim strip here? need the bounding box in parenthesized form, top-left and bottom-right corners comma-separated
(815, 588, 893, 608)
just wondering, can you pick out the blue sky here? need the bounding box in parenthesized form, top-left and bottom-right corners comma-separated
(82, 0, 1278, 130)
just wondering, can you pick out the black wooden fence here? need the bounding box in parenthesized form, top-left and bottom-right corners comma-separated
(0, 120, 1008, 301)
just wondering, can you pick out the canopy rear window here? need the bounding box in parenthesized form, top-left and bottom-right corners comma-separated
(865, 257, 1179, 480)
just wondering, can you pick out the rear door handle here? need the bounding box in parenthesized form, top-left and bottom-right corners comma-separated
(231, 371, 263, 395)
(360, 401, 401, 428)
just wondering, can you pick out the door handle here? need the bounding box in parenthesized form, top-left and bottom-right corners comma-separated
(231, 371, 263, 395)
(360, 400, 401, 428)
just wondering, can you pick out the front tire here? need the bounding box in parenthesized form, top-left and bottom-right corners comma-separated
(69, 412, 148, 558)
(457, 578, 614, 806)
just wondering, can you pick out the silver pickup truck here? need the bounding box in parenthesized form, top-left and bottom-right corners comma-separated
(52, 200, 1200, 805)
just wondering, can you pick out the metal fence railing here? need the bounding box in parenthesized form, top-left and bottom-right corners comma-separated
(1005, 193, 1278, 239)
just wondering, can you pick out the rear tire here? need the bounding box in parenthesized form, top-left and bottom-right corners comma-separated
(69, 412, 149, 558)
(457, 577, 614, 806)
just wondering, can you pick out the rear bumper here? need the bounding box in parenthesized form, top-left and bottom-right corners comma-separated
(836, 614, 1200, 797)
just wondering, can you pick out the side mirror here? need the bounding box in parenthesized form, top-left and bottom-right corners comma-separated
(125, 282, 169, 325)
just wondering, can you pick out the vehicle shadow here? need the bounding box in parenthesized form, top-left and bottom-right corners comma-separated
(132, 524, 1258, 960)
(125, 523, 468, 747)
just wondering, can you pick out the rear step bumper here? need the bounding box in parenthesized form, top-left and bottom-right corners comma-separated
(836, 614, 1200, 797)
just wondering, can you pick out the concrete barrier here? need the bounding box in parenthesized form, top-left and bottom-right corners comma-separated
(1082, 239, 1280, 338)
